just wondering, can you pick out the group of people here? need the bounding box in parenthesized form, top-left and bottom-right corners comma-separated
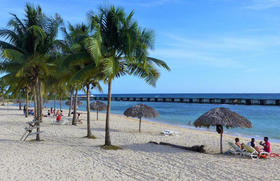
(235, 137, 271, 153)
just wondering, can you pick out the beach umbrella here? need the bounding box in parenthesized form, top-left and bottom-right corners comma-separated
(90, 101, 106, 120)
(193, 107, 252, 154)
(123, 104, 159, 132)
(65, 100, 83, 106)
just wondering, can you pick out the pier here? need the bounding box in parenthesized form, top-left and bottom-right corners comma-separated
(76, 96, 280, 106)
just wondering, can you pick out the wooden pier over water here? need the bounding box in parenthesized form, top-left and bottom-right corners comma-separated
(77, 96, 280, 106)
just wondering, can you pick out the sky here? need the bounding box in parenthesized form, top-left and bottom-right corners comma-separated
(1, 0, 280, 94)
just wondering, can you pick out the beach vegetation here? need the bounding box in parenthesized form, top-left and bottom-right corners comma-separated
(88, 6, 170, 146)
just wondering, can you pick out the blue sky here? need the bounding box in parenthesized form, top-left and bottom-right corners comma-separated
(1, 0, 280, 93)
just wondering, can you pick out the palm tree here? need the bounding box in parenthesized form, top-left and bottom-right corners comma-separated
(60, 23, 104, 137)
(89, 6, 170, 146)
(0, 4, 63, 141)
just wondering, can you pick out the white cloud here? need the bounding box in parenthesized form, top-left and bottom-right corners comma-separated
(245, 0, 280, 10)
(164, 33, 280, 52)
(150, 33, 280, 69)
(151, 48, 244, 68)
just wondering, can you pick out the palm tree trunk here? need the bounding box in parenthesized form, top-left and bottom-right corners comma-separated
(139, 117, 142, 132)
(96, 110, 98, 121)
(19, 102, 22, 110)
(35, 77, 41, 141)
(72, 89, 78, 125)
(105, 79, 112, 146)
(25, 90, 28, 118)
(59, 96, 62, 111)
(86, 84, 92, 137)
(39, 81, 43, 121)
(54, 96, 56, 116)
(68, 89, 73, 116)
(33, 87, 36, 118)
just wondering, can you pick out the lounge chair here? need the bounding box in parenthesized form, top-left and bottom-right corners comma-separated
(243, 144, 269, 159)
(228, 142, 245, 156)
(161, 130, 176, 136)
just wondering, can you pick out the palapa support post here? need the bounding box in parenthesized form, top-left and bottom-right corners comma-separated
(220, 132, 223, 154)
(216, 125, 223, 154)
(139, 117, 142, 132)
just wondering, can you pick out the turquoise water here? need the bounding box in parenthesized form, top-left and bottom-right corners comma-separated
(41, 93, 280, 142)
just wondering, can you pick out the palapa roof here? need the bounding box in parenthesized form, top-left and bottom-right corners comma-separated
(65, 100, 83, 106)
(123, 104, 159, 119)
(90, 101, 106, 111)
(193, 107, 252, 129)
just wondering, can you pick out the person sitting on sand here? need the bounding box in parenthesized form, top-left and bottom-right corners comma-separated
(260, 137, 271, 153)
(60, 110, 63, 116)
(47, 110, 50, 116)
(248, 138, 255, 147)
(235, 138, 242, 148)
(248, 138, 264, 153)
(28, 109, 34, 115)
(56, 114, 62, 122)
(77, 113, 82, 124)
(56, 110, 60, 116)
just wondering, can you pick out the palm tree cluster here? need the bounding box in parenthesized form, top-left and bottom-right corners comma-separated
(0, 4, 170, 146)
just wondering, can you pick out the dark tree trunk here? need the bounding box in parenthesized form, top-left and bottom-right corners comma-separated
(19, 102, 22, 110)
(72, 89, 78, 125)
(96, 109, 99, 121)
(33, 88, 36, 118)
(25, 90, 28, 118)
(105, 79, 112, 146)
(68, 89, 73, 117)
(86, 84, 92, 137)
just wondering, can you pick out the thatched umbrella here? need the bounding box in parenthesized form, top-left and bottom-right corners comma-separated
(124, 104, 159, 132)
(194, 107, 252, 153)
(65, 100, 83, 106)
(90, 101, 106, 120)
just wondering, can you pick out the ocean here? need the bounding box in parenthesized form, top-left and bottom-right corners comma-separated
(44, 93, 280, 142)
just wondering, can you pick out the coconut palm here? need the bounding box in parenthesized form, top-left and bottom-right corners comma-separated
(0, 4, 63, 141)
(60, 23, 104, 137)
(89, 6, 170, 146)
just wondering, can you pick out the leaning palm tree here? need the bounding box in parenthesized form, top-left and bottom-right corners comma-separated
(0, 4, 63, 141)
(89, 6, 170, 146)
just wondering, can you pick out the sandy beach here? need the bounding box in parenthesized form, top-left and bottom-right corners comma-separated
(0, 105, 280, 181)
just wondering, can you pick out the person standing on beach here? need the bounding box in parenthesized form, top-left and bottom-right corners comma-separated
(260, 137, 271, 153)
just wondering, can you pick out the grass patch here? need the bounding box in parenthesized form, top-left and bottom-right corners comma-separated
(101, 145, 122, 150)
(83, 135, 97, 139)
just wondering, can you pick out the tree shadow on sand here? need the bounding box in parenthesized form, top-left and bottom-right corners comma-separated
(79, 127, 120, 132)
(122, 143, 188, 153)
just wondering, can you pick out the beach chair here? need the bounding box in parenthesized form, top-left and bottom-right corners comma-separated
(243, 145, 269, 159)
(161, 130, 177, 136)
(228, 142, 245, 156)
(20, 119, 43, 141)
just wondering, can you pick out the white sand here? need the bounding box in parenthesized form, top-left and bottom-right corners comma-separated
(0, 105, 280, 181)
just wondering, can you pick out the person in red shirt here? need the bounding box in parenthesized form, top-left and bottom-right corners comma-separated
(260, 137, 271, 153)
(56, 114, 62, 122)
